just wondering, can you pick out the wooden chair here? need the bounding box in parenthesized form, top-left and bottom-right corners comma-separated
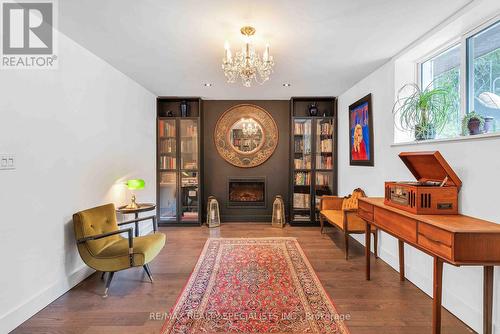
(319, 188, 378, 260)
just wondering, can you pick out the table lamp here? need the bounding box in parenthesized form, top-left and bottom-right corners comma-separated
(126, 179, 145, 209)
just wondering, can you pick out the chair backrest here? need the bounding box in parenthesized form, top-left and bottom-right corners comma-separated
(73, 203, 120, 256)
(342, 188, 366, 210)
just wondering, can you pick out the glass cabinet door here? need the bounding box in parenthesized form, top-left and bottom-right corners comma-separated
(180, 119, 198, 170)
(158, 119, 177, 222)
(180, 171, 199, 222)
(315, 171, 334, 220)
(292, 119, 312, 221)
(315, 119, 334, 170)
(180, 119, 199, 223)
(159, 172, 177, 222)
(158, 119, 177, 170)
(293, 119, 312, 169)
(314, 119, 334, 220)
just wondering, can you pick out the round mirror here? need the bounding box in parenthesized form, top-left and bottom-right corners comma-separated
(215, 104, 278, 168)
(229, 118, 264, 154)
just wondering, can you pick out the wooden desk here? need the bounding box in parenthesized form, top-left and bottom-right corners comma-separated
(358, 197, 500, 334)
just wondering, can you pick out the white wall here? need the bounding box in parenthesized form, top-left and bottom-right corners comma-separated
(338, 3, 500, 332)
(0, 31, 156, 333)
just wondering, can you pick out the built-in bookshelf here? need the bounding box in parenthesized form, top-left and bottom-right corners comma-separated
(157, 97, 203, 225)
(289, 97, 337, 225)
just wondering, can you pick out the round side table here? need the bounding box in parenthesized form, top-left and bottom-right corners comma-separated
(116, 203, 156, 237)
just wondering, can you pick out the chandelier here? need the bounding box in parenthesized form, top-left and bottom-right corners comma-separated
(241, 118, 259, 136)
(222, 26, 275, 87)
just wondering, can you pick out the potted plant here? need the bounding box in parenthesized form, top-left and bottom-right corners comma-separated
(461, 111, 485, 136)
(484, 116, 495, 133)
(393, 83, 451, 140)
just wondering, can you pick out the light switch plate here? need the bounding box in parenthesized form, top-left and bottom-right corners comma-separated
(0, 154, 15, 170)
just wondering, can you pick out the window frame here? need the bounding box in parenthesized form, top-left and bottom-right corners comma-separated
(465, 18, 500, 114)
(417, 39, 461, 91)
(416, 40, 463, 139)
(412, 15, 500, 140)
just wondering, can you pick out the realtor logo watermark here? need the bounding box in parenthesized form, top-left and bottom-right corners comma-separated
(1, 0, 58, 69)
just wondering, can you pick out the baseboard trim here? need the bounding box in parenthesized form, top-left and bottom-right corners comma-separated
(1, 264, 95, 333)
(2, 226, 155, 334)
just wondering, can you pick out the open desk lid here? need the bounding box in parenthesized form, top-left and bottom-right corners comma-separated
(398, 151, 462, 189)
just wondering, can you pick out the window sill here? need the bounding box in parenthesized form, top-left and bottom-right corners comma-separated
(391, 132, 500, 146)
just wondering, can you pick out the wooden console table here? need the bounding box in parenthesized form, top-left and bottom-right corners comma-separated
(358, 197, 500, 334)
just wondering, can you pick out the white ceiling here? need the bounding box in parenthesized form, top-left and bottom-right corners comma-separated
(59, 0, 471, 99)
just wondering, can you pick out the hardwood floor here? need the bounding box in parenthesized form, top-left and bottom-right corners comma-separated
(12, 224, 474, 334)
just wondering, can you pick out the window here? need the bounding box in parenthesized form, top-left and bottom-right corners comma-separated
(467, 20, 500, 133)
(407, 18, 500, 142)
(420, 44, 461, 138)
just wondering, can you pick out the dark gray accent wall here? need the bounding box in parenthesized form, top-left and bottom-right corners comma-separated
(203, 100, 290, 222)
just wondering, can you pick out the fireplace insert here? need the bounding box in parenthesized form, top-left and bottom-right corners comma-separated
(228, 177, 266, 208)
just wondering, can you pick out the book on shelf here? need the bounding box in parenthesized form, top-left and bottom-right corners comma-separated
(293, 193, 310, 209)
(181, 177, 198, 187)
(160, 156, 176, 169)
(294, 122, 311, 135)
(180, 140, 197, 153)
(316, 155, 333, 169)
(294, 138, 311, 154)
(293, 214, 310, 221)
(160, 138, 176, 153)
(294, 157, 311, 169)
(159, 121, 176, 137)
(160, 212, 176, 220)
(183, 161, 198, 170)
(318, 122, 333, 136)
(182, 212, 198, 219)
(183, 124, 198, 137)
(294, 171, 311, 185)
(183, 211, 198, 216)
(159, 121, 164, 137)
(160, 173, 176, 185)
(316, 173, 331, 186)
(319, 138, 332, 153)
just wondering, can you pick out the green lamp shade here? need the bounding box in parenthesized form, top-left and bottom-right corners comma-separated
(126, 179, 145, 190)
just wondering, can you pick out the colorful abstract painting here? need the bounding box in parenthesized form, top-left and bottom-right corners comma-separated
(349, 94, 374, 166)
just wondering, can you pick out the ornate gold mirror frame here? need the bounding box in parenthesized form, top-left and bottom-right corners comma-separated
(214, 104, 279, 168)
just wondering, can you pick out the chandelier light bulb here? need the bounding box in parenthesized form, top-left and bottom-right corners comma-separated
(224, 41, 232, 63)
(263, 44, 270, 62)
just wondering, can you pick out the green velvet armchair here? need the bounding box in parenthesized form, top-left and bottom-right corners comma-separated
(73, 203, 166, 297)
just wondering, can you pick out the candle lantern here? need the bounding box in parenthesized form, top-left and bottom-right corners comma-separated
(206, 196, 221, 228)
(272, 195, 286, 228)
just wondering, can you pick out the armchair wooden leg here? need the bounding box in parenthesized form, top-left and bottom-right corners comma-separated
(103, 271, 115, 298)
(320, 215, 324, 234)
(344, 232, 349, 260)
(144, 264, 154, 283)
(100, 271, 105, 280)
(373, 229, 379, 259)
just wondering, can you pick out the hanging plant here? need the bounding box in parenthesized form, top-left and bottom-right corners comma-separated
(392, 83, 451, 140)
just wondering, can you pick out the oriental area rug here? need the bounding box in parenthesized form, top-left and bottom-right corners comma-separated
(161, 238, 349, 334)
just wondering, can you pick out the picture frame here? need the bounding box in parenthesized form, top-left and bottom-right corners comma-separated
(349, 94, 374, 166)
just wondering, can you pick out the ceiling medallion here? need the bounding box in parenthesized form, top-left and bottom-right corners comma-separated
(222, 26, 275, 87)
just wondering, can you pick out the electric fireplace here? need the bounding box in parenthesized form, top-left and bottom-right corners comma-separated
(228, 177, 266, 208)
